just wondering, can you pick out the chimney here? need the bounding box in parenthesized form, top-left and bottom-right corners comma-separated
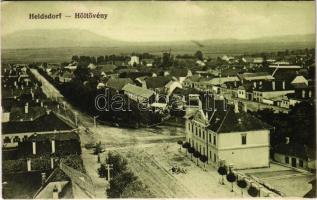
(24, 103, 29, 114)
(282, 81, 285, 90)
(32, 141, 36, 155)
(272, 81, 276, 91)
(51, 140, 56, 153)
(234, 100, 239, 113)
(41, 172, 47, 186)
(285, 137, 290, 144)
(27, 159, 32, 171)
(52, 185, 59, 199)
(51, 157, 55, 169)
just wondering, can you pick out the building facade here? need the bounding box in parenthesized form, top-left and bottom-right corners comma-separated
(185, 101, 271, 169)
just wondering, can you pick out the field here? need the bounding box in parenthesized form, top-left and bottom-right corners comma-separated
(2, 41, 314, 64)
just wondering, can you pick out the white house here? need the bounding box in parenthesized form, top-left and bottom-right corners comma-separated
(185, 99, 271, 169)
(129, 56, 140, 66)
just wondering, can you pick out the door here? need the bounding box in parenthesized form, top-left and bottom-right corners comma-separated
(291, 157, 297, 167)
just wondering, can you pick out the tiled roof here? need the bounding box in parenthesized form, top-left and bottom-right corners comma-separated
(186, 75, 201, 82)
(116, 68, 139, 74)
(105, 78, 134, 91)
(238, 72, 275, 81)
(123, 83, 155, 99)
(221, 68, 243, 77)
(274, 142, 315, 160)
(28, 132, 79, 142)
(208, 76, 239, 85)
(207, 106, 272, 133)
(2, 112, 74, 134)
(291, 82, 308, 89)
(169, 68, 189, 77)
(97, 64, 117, 73)
(254, 80, 293, 92)
(145, 76, 171, 89)
(9, 106, 46, 121)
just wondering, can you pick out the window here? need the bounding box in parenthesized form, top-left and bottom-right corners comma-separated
(199, 129, 201, 138)
(302, 90, 306, 98)
(213, 135, 216, 145)
(285, 156, 289, 164)
(209, 134, 212, 143)
(299, 160, 304, 167)
(191, 124, 194, 133)
(241, 134, 247, 145)
(202, 131, 205, 140)
(214, 154, 217, 162)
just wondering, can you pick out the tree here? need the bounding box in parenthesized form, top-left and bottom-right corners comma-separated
(177, 140, 183, 151)
(74, 64, 90, 82)
(182, 142, 190, 155)
(107, 171, 137, 198)
(195, 50, 204, 61)
(217, 166, 227, 185)
(199, 155, 208, 168)
(97, 56, 105, 64)
(226, 170, 237, 192)
(188, 147, 195, 160)
(94, 142, 102, 155)
(72, 55, 79, 62)
(248, 185, 259, 197)
(106, 152, 128, 177)
(193, 151, 201, 166)
(237, 179, 247, 196)
(98, 163, 107, 178)
(161, 52, 172, 68)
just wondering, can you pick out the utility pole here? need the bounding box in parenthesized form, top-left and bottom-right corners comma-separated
(105, 163, 113, 182)
(93, 115, 99, 128)
(74, 111, 78, 127)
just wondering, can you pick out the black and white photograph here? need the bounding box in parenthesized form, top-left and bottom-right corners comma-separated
(1, 1, 316, 198)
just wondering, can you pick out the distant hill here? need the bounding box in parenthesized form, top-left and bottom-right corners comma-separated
(2, 29, 128, 49)
(2, 28, 315, 50)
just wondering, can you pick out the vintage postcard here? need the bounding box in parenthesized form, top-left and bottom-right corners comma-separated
(1, 1, 316, 199)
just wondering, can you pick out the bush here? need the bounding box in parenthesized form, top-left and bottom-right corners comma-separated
(98, 164, 107, 178)
(105, 152, 149, 198)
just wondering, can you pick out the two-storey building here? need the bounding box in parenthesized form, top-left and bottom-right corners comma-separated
(185, 99, 272, 169)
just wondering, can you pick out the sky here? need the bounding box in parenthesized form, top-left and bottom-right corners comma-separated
(1, 1, 315, 42)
